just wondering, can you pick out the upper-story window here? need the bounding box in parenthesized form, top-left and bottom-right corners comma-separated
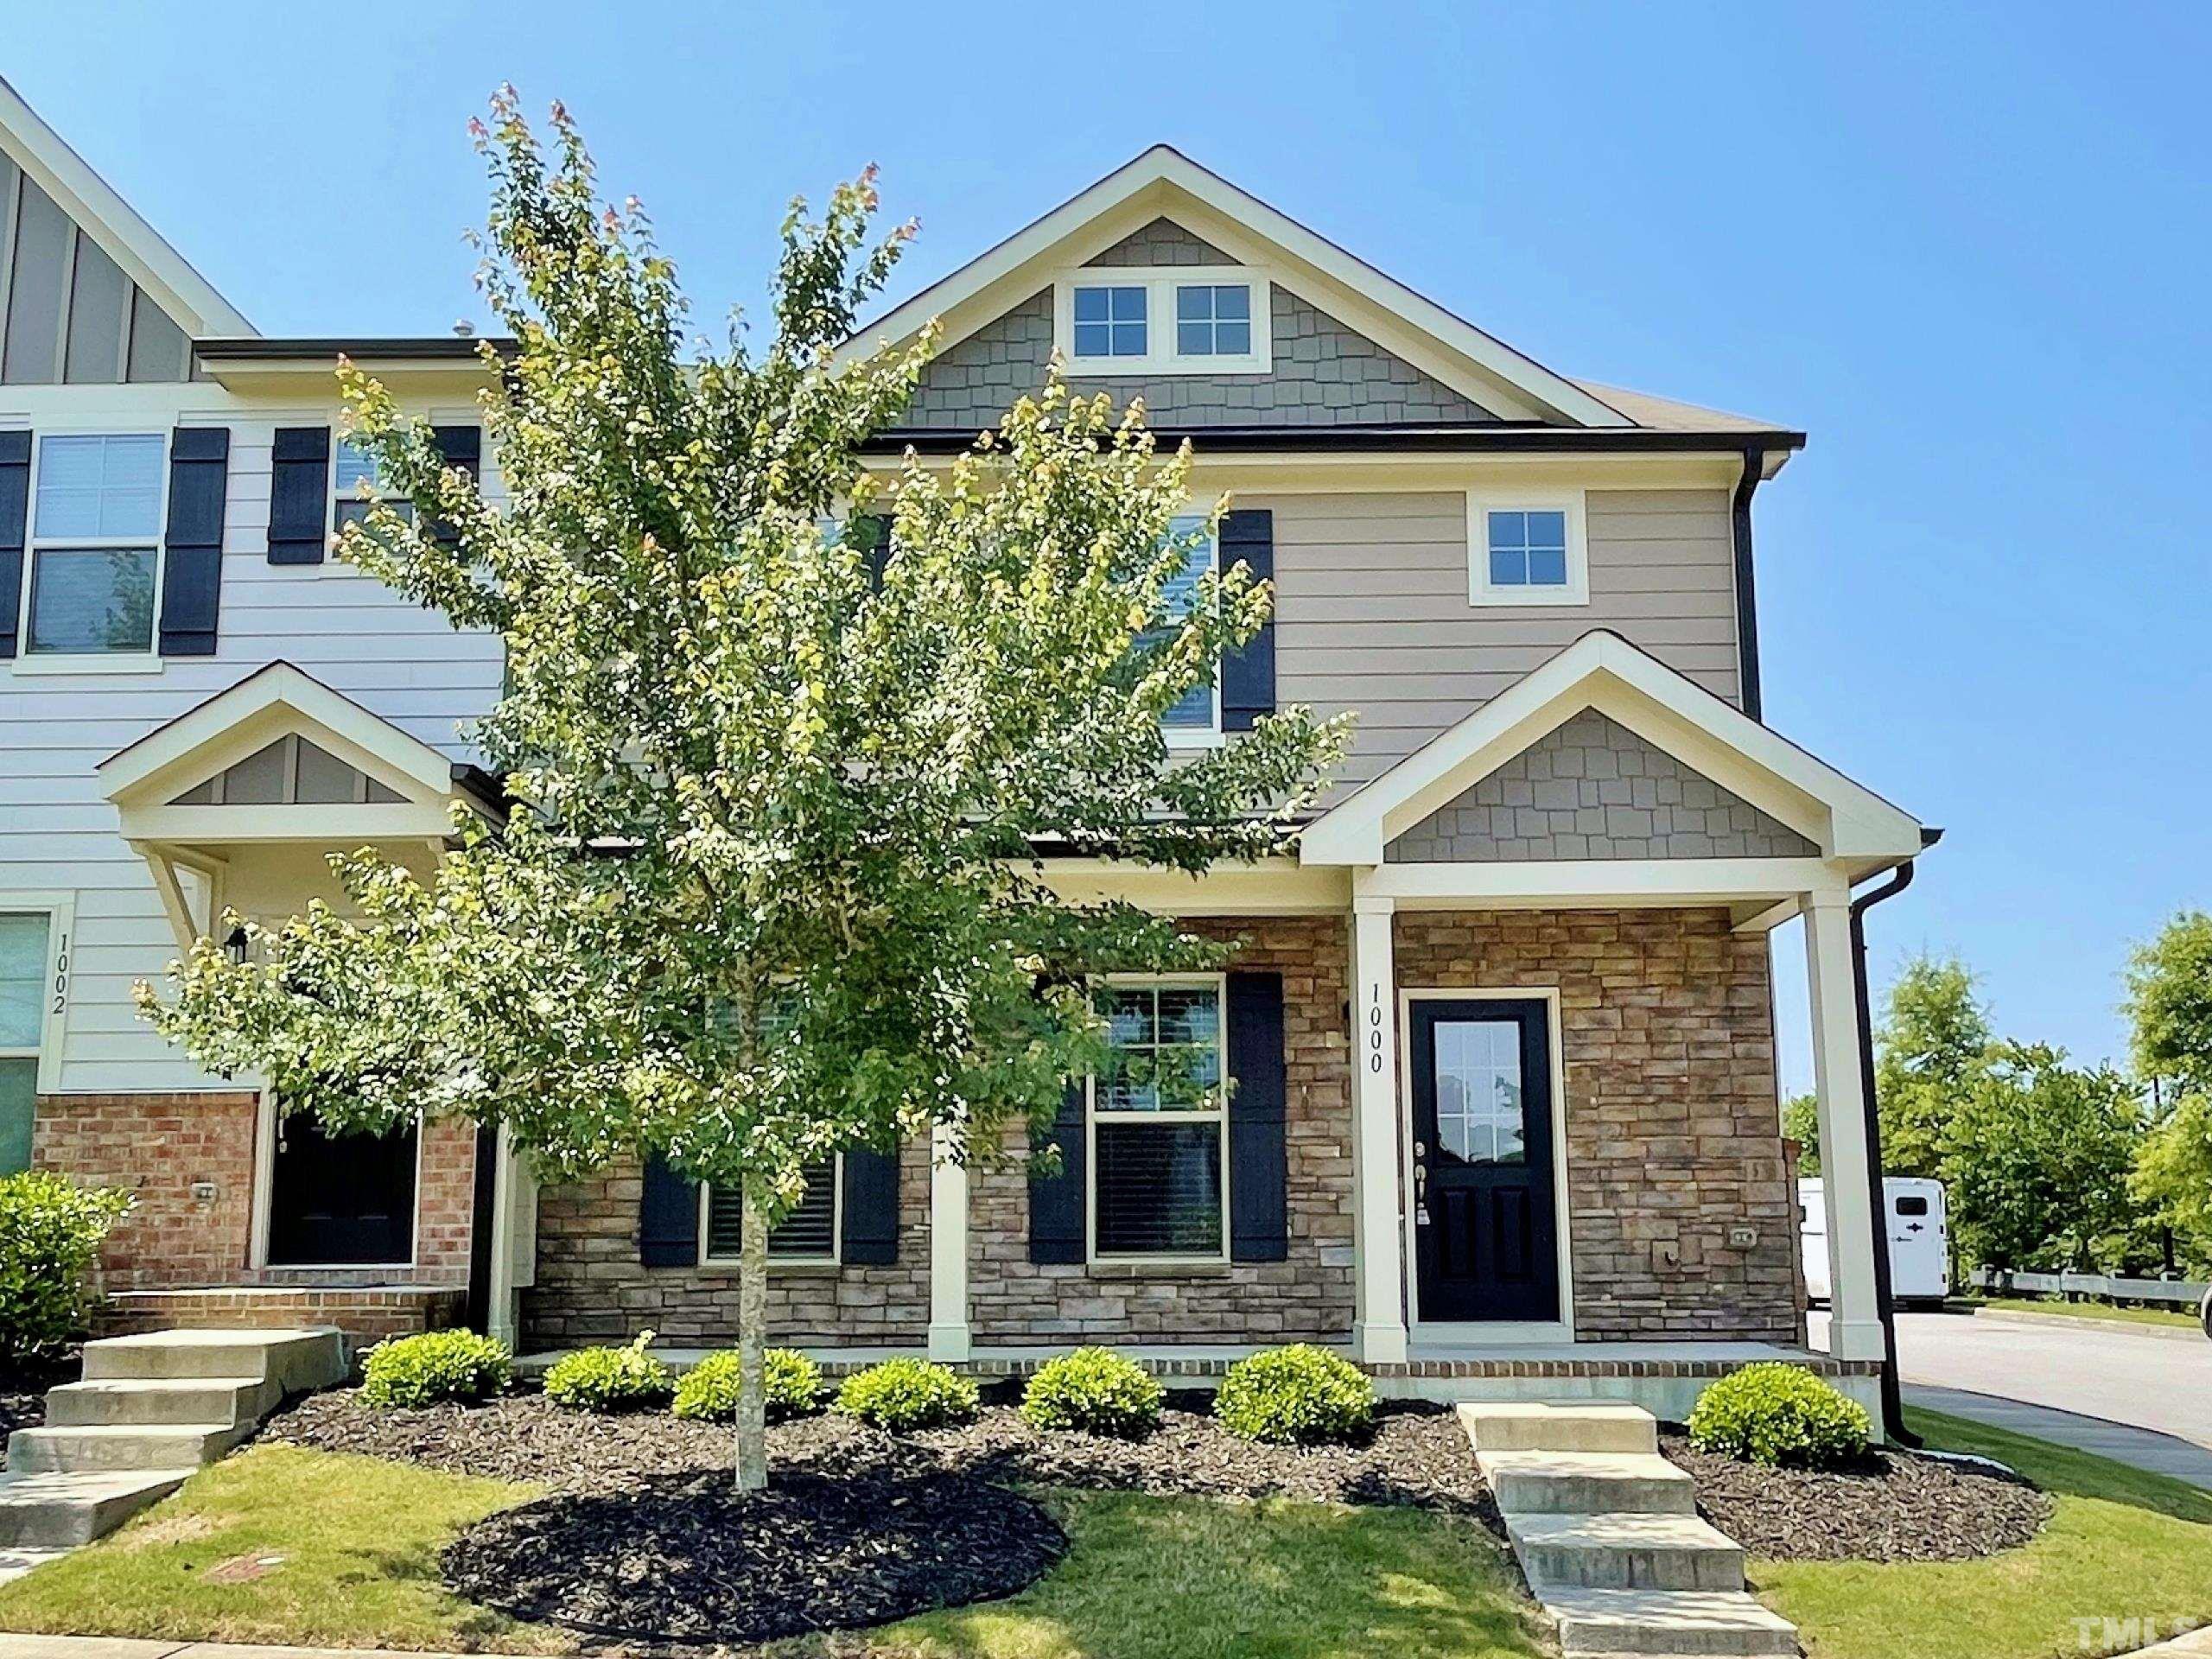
(332, 440, 416, 534)
(1057, 267, 1272, 376)
(1154, 513, 1218, 741)
(23, 433, 165, 657)
(1466, 489, 1589, 607)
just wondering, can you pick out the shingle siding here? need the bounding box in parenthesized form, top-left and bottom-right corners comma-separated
(1083, 217, 1232, 266)
(1385, 709, 1817, 862)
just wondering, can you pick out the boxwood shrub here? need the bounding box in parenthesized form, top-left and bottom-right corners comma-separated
(1214, 1344, 1375, 1445)
(671, 1347, 823, 1423)
(834, 1357, 979, 1432)
(542, 1331, 673, 1412)
(1020, 1346, 1163, 1439)
(359, 1329, 512, 1408)
(1688, 1362, 1872, 1469)
(0, 1171, 134, 1363)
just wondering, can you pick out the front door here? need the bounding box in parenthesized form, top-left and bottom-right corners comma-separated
(1409, 998, 1560, 1323)
(266, 1109, 418, 1267)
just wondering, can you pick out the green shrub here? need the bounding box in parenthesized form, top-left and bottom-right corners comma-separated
(1020, 1346, 1163, 1439)
(1213, 1344, 1375, 1446)
(359, 1329, 512, 1408)
(542, 1330, 673, 1412)
(1688, 1362, 1872, 1469)
(671, 1347, 823, 1423)
(0, 1171, 133, 1362)
(834, 1357, 979, 1432)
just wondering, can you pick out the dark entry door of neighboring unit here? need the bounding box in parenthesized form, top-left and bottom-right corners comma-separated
(266, 1110, 418, 1267)
(1409, 998, 1560, 1323)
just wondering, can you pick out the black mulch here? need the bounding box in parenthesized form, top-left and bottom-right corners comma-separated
(443, 1469, 1066, 1645)
(1659, 1431, 2053, 1561)
(0, 1352, 78, 1468)
(263, 1385, 1497, 1522)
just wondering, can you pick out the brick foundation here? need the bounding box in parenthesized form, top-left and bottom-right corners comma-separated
(97, 1285, 466, 1344)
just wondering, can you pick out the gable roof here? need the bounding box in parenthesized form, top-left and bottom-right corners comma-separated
(1300, 630, 1924, 869)
(0, 74, 253, 338)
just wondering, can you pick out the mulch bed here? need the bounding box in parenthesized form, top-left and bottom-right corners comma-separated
(1659, 1430, 2053, 1561)
(0, 1351, 79, 1468)
(443, 1469, 1066, 1645)
(263, 1385, 1498, 1522)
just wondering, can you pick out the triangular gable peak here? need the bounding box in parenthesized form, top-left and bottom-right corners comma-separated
(0, 75, 253, 386)
(1301, 631, 1924, 871)
(843, 145, 1631, 430)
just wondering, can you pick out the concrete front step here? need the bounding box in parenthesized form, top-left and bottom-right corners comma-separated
(79, 1328, 346, 1390)
(1460, 1401, 1659, 1455)
(0, 1468, 194, 1548)
(1508, 1510, 1746, 1592)
(7, 1423, 250, 1474)
(45, 1377, 281, 1430)
(1537, 1584, 1801, 1656)
(1478, 1450, 1699, 1516)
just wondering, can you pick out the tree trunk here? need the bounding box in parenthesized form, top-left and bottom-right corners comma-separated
(734, 1172, 770, 1492)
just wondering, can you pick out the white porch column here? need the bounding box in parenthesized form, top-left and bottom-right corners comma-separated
(926, 1123, 971, 1362)
(485, 1123, 536, 1350)
(1803, 893, 1885, 1361)
(1349, 891, 1409, 1363)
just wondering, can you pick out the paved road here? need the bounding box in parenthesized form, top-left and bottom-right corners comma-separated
(1810, 1308, 2212, 1486)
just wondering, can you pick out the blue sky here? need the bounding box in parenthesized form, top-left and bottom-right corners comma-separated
(12, 1, 2209, 1093)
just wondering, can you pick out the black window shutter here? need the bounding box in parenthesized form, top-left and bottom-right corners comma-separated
(1227, 969, 1289, 1262)
(1028, 1083, 1088, 1264)
(158, 427, 229, 657)
(852, 512, 892, 590)
(639, 1151, 700, 1267)
(427, 426, 480, 550)
(840, 1144, 900, 1264)
(268, 427, 330, 565)
(0, 430, 28, 660)
(1219, 509, 1275, 732)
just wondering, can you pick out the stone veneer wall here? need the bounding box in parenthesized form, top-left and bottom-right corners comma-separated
(523, 1136, 933, 1347)
(967, 916, 1358, 1344)
(1392, 908, 1802, 1344)
(32, 1091, 477, 1290)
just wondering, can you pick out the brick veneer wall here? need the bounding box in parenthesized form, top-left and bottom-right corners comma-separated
(1393, 908, 1801, 1344)
(522, 1136, 933, 1347)
(968, 916, 1358, 1344)
(32, 1091, 476, 1290)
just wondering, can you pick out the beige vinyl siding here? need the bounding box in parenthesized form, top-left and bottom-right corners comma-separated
(1263, 487, 1740, 791)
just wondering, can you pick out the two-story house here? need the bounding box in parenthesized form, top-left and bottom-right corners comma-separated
(0, 79, 1924, 1418)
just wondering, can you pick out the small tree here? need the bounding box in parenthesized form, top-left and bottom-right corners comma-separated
(135, 92, 1344, 1490)
(1779, 1091, 1820, 1177)
(1873, 953, 1995, 1177)
(2123, 914, 2212, 1271)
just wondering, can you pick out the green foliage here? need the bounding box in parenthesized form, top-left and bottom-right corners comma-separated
(671, 1347, 822, 1423)
(1020, 1347, 1164, 1439)
(1941, 1041, 2144, 1271)
(1688, 1363, 1872, 1469)
(0, 1172, 134, 1362)
(833, 1357, 979, 1431)
(358, 1330, 512, 1408)
(2129, 1092, 2212, 1265)
(2125, 911, 2212, 1096)
(541, 1331, 672, 1412)
(1873, 954, 1996, 1178)
(1213, 1345, 1375, 1446)
(1781, 1091, 1820, 1177)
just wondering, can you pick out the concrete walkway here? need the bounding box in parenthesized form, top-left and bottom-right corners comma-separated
(1908, 1384, 2212, 1491)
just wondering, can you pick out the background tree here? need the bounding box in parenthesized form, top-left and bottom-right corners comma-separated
(135, 92, 1344, 1491)
(2123, 912, 2212, 1272)
(1872, 953, 1995, 1176)
(1780, 1091, 1819, 1177)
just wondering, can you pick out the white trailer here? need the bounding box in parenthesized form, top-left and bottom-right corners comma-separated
(1800, 1176, 1951, 1308)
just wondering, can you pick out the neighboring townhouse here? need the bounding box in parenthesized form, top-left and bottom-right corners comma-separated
(0, 80, 1925, 1415)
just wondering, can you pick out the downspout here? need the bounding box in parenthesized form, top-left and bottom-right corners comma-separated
(1732, 445, 1767, 723)
(1847, 829, 1942, 1446)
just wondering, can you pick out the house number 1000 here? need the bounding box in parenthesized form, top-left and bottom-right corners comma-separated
(1366, 984, 1385, 1073)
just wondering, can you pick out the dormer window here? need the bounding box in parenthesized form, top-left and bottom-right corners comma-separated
(1056, 266, 1271, 375)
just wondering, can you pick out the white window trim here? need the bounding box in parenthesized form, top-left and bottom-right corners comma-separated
(0, 894, 77, 1094)
(1465, 488, 1589, 608)
(701, 1154, 843, 1268)
(11, 428, 170, 675)
(321, 434, 416, 580)
(1086, 971, 1231, 1268)
(1159, 512, 1224, 747)
(1054, 266, 1273, 377)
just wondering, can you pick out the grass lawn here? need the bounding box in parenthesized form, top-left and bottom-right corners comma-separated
(1755, 1407, 2212, 1659)
(0, 1444, 1547, 1659)
(1969, 1294, 2206, 1332)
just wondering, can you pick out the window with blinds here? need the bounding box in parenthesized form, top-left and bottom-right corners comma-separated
(1090, 979, 1228, 1261)
(702, 1158, 839, 1264)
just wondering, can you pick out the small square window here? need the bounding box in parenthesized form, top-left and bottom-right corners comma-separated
(1174, 284, 1253, 357)
(1486, 509, 1570, 588)
(1469, 493, 1586, 607)
(1073, 285, 1147, 358)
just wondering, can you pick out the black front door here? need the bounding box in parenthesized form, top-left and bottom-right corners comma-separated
(1409, 998, 1560, 1323)
(267, 1110, 417, 1267)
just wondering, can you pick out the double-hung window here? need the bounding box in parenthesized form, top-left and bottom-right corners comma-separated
(1059, 268, 1271, 375)
(702, 1156, 841, 1266)
(22, 433, 165, 658)
(1153, 513, 1219, 741)
(1465, 490, 1589, 607)
(1090, 977, 1228, 1261)
(332, 439, 415, 537)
